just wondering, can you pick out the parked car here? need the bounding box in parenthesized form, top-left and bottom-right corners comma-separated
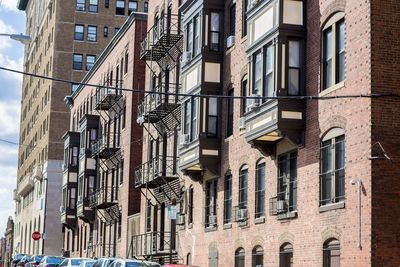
(78, 260, 95, 267)
(17, 256, 31, 267)
(110, 259, 160, 267)
(25, 255, 44, 267)
(38, 256, 64, 267)
(12, 254, 26, 267)
(91, 258, 117, 267)
(161, 265, 199, 267)
(59, 258, 91, 267)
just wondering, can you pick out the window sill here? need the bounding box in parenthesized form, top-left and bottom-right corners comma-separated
(277, 211, 297, 220)
(319, 81, 345, 97)
(319, 202, 345, 213)
(238, 221, 248, 227)
(223, 223, 232, 230)
(254, 217, 265, 224)
(205, 226, 217, 232)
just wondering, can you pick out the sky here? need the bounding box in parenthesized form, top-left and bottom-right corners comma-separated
(0, 0, 26, 235)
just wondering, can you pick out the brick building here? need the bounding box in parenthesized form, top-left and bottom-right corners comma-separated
(14, 0, 147, 256)
(132, 0, 400, 266)
(61, 12, 147, 258)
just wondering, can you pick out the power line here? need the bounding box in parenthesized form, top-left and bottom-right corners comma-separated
(1, 66, 399, 101)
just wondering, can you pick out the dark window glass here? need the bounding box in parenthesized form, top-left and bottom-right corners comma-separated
(207, 98, 218, 137)
(103, 27, 108, 37)
(229, 4, 236, 36)
(288, 40, 300, 95)
(144, 2, 148, 13)
(241, 78, 248, 114)
(336, 20, 345, 83)
(277, 151, 297, 212)
(72, 84, 79, 93)
(188, 187, 194, 224)
(119, 159, 124, 184)
(255, 161, 265, 218)
(239, 167, 248, 209)
(323, 239, 340, 267)
(242, 0, 248, 36)
(252, 246, 263, 267)
(105, 0, 109, 8)
(323, 28, 333, 89)
(279, 243, 293, 267)
(235, 248, 245, 267)
(124, 52, 128, 74)
(86, 55, 96, 71)
(74, 25, 84, 40)
(320, 134, 345, 205)
(73, 54, 83, 70)
(210, 12, 220, 51)
(146, 200, 151, 232)
(224, 171, 232, 224)
(116, 0, 125, 15)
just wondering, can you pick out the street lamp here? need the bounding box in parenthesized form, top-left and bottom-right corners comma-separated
(0, 33, 31, 45)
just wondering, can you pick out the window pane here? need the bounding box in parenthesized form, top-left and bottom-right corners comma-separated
(324, 28, 332, 89)
(192, 97, 198, 140)
(255, 163, 265, 218)
(224, 172, 232, 224)
(265, 45, 274, 98)
(289, 40, 300, 67)
(288, 68, 299, 95)
(209, 98, 217, 116)
(239, 168, 248, 208)
(254, 52, 262, 95)
(211, 13, 220, 31)
(337, 20, 345, 83)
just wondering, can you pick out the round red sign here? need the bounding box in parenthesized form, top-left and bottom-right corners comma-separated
(32, 232, 41, 240)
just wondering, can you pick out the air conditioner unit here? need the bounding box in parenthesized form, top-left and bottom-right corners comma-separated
(276, 200, 286, 213)
(248, 94, 260, 110)
(227, 35, 235, 49)
(180, 134, 190, 146)
(60, 206, 65, 213)
(181, 51, 192, 65)
(87, 35, 96, 42)
(237, 208, 248, 221)
(238, 117, 246, 130)
(208, 215, 217, 226)
(76, 6, 85, 11)
(177, 214, 185, 225)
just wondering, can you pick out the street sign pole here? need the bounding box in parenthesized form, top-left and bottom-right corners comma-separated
(167, 205, 177, 264)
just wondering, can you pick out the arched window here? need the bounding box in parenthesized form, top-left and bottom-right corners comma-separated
(279, 243, 293, 267)
(320, 128, 345, 206)
(187, 253, 192, 265)
(255, 159, 266, 218)
(235, 247, 245, 267)
(239, 165, 248, 209)
(252, 246, 263, 267)
(323, 239, 340, 267)
(224, 171, 232, 224)
(322, 12, 345, 90)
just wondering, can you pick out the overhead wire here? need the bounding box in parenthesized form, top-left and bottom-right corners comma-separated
(1, 66, 400, 101)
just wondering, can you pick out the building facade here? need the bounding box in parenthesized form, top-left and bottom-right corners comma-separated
(132, 0, 400, 266)
(61, 13, 146, 258)
(4, 217, 14, 267)
(14, 0, 147, 256)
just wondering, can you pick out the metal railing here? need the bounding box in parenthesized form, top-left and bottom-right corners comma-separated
(140, 14, 183, 60)
(89, 186, 119, 209)
(130, 231, 177, 257)
(137, 83, 180, 122)
(90, 134, 121, 158)
(94, 84, 123, 110)
(135, 156, 179, 187)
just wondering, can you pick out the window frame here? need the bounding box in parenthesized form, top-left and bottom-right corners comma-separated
(86, 55, 96, 71)
(223, 171, 232, 224)
(87, 25, 97, 42)
(73, 54, 83, 70)
(76, 0, 86, 11)
(88, 0, 98, 13)
(128, 1, 138, 15)
(321, 12, 345, 91)
(226, 87, 234, 137)
(323, 239, 340, 267)
(239, 166, 248, 209)
(277, 150, 298, 213)
(255, 160, 266, 218)
(205, 179, 218, 228)
(74, 25, 84, 41)
(116, 0, 125, 15)
(234, 248, 245, 267)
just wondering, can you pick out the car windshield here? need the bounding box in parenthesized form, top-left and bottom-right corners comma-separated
(47, 257, 63, 264)
(105, 260, 115, 267)
(71, 260, 85, 266)
(15, 255, 24, 260)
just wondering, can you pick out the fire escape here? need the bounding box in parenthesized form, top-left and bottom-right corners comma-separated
(129, 9, 184, 264)
(88, 80, 125, 257)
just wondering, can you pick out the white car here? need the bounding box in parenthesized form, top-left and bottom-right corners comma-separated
(59, 258, 91, 267)
(79, 260, 96, 267)
(109, 259, 161, 267)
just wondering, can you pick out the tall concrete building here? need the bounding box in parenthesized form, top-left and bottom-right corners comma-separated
(131, 0, 400, 266)
(14, 0, 147, 256)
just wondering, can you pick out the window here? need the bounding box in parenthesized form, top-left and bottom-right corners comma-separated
(124, 52, 128, 74)
(86, 55, 96, 71)
(118, 213, 122, 239)
(235, 248, 245, 267)
(255, 160, 265, 218)
(183, 97, 198, 142)
(252, 246, 263, 267)
(74, 25, 84, 40)
(193, 16, 200, 55)
(210, 12, 220, 51)
(229, 4, 236, 37)
(322, 13, 345, 90)
(72, 83, 79, 93)
(242, 0, 248, 36)
(104, 27, 108, 37)
(279, 243, 293, 267)
(119, 159, 124, 184)
(73, 54, 83, 70)
(264, 44, 274, 99)
(239, 166, 248, 209)
(323, 239, 340, 267)
(146, 200, 151, 232)
(320, 128, 345, 206)
(87, 26, 97, 42)
(253, 51, 262, 95)
(88, 175, 95, 195)
(89, 0, 98, 13)
(288, 40, 300, 95)
(207, 97, 218, 137)
(76, 0, 85, 11)
(186, 21, 193, 53)
(105, 0, 109, 8)
(72, 147, 79, 166)
(116, 0, 125, 15)
(128, 1, 138, 15)
(224, 171, 232, 224)
(227, 88, 234, 137)
(187, 253, 192, 265)
(144, 2, 148, 13)
(205, 179, 217, 228)
(278, 151, 297, 213)
(241, 76, 248, 114)
(188, 186, 194, 224)
(70, 188, 76, 209)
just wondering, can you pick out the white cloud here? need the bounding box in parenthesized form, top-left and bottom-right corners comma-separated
(0, 53, 23, 81)
(0, 100, 20, 136)
(0, 0, 19, 13)
(0, 18, 16, 50)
